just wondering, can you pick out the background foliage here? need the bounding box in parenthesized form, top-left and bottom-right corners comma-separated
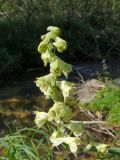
(0, 0, 120, 75)
(82, 86, 120, 124)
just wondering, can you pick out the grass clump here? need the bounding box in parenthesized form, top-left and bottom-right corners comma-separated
(0, 127, 53, 160)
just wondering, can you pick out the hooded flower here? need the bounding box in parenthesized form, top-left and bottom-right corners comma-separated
(34, 111, 48, 128)
(41, 34, 46, 40)
(47, 26, 61, 37)
(50, 131, 80, 156)
(41, 50, 56, 66)
(38, 40, 48, 53)
(35, 74, 56, 99)
(57, 81, 74, 102)
(53, 37, 67, 53)
(50, 57, 72, 77)
(48, 102, 72, 123)
(38, 32, 54, 53)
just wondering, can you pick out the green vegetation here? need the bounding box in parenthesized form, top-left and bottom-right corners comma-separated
(0, 0, 120, 75)
(0, 0, 120, 159)
(0, 26, 120, 159)
(82, 86, 120, 124)
(33, 26, 120, 159)
(0, 127, 120, 159)
(0, 128, 53, 160)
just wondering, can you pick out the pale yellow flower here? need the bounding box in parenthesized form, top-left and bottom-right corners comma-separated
(35, 74, 56, 99)
(38, 32, 54, 53)
(34, 111, 48, 128)
(50, 131, 80, 156)
(57, 81, 74, 102)
(48, 102, 72, 123)
(41, 50, 55, 66)
(53, 37, 67, 53)
(47, 26, 61, 36)
(50, 57, 72, 77)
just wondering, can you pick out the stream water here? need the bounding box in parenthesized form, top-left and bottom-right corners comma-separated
(0, 59, 120, 134)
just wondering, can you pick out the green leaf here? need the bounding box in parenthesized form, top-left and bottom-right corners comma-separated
(108, 103, 120, 124)
(65, 96, 77, 107)
(67, 123, 83, 136)
(109, 147, 120, 155)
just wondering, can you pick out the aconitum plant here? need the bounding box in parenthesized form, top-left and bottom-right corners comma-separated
(34, 26, 109, 157)
(34, 26, 80, 156)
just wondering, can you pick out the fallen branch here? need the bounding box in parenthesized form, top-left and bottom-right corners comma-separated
(70, 120, 108, 125)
